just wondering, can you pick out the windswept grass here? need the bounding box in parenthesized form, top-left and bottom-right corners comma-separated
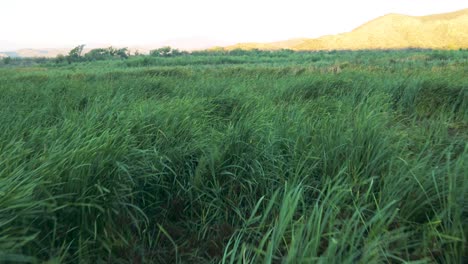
(0, 50, 467, 263)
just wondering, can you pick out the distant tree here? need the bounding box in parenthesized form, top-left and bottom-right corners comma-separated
(150, 46, 173, 57)
(67, 44, 85, 63)
(2, 56, 11, 65)
(84, 48, 110, 61)
(114, 47, 129, 59)
(55, 54, 66, 64)
(69, 44, 85, 57)
(171, 48, 182, 56)
(84, 47, 129, 61)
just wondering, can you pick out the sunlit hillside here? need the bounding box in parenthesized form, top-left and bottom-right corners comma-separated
(226, 8, 468, 51)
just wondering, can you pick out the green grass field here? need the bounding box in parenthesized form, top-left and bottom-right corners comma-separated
(0, 50, 467, 263)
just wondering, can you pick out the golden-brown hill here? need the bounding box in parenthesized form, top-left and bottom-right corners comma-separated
(225, 8, 468, 51)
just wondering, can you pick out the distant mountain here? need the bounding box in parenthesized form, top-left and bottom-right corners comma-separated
(225, 8, 468, 51)
(2, 9, 467, 58)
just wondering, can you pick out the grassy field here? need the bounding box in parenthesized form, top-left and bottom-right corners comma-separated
(0, 50, 467, 263)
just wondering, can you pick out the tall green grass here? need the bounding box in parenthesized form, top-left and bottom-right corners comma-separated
(0, 50, 466, 263)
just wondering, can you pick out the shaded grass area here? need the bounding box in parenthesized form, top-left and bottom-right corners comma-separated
(0, 50, 467, 263)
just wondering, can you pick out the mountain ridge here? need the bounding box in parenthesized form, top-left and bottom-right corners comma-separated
(2, 9, 467, 58)
(224, 8, 468, 51)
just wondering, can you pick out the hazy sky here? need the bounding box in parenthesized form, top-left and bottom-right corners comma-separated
(1, 0, 466, 50)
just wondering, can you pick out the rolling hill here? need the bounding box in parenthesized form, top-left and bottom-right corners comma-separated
(224, 8, 468, 51)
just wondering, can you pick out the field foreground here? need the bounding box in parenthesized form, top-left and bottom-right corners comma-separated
(0, 50, 467, 263)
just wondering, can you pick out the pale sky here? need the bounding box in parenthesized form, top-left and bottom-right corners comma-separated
(0, 0, 466, 50)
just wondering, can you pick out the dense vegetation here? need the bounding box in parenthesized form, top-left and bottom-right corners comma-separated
(0, 49, 467, 263)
